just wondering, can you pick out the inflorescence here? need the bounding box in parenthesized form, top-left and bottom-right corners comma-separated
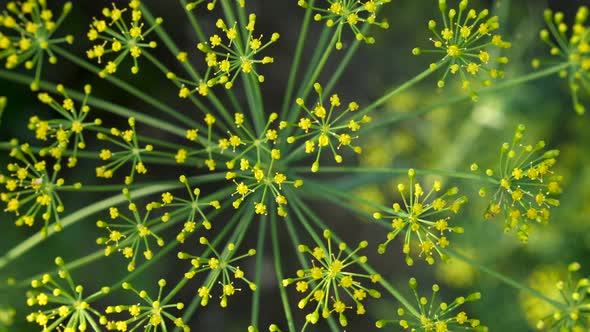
(413, 0, 511, 100)
(373, 168, 467, 266)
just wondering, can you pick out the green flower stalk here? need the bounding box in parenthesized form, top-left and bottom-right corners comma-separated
(0, 0, 74, 90)
(373, 168, 467, 266)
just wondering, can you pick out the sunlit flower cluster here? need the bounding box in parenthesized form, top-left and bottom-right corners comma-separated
(105, 279, 189, 332)
(95, 117, 153, 184)
(26, 257, 109, 332)
(283, 82, 371, 172)
(298, 0, 390, 50)
(473, 124, 562, 242)
(373, 168, 467, 266)
(283, 230, 381, 327)
(30, 84, 101, 168)
(376, 277, 486, 331)
(0, 141, 76, 233)
(413, 0, 511, 99)
(0, 0, 74, 90)
(178, 237, 256, 308)
(87, 0, 162, 76)
(534, 6, 590, 115)
(96, 188, 165, 272)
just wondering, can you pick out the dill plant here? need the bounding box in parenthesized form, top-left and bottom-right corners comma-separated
(0, 0, 588, 331)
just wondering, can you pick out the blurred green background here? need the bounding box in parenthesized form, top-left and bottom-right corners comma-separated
(1, 0, 590, 331)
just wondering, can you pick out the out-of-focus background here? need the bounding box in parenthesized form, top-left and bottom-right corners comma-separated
(1, 0, 590, 331)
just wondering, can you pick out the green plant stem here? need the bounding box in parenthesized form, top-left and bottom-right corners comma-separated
(270, 212, 298, 332)
(364, 62, 571, 131)
(442, 248, 567, 310)
(289, 192, 420, 317)
(250, 215, 268, 327)
(52, 46, 201, 129)
(0, 173, 225, 271)
(0, 70, 186, 137)
(292, 166, 499, 185)
(280, 0, 315, 116)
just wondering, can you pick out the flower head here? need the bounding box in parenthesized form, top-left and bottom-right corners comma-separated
(0, 141, 76, 233)
(376, 277, 486, 331)
(0, 0, 74, 90)
(373, 168, 467, 266)
(413, 0, 511, 100)
(534, 6, 590, 114)
(473, 124, 562, 242)
(26, 257, 109, 332)
(185, 0, 245, 11)
(172, 13, 278, 97)
(158, 175, 222, 243)
(298, 0, 390, 50)
(95, 117, 153, 184)
(535, 262, 590, 331)
(30, 84, 101, 168)
(178, 237, 257, 308)
(105, 279, 189, 332)
(87, 0, 162, 76)
(96, 188, 165, 271)
(283, 230, 381, 327)
(284, 82, 371, 172)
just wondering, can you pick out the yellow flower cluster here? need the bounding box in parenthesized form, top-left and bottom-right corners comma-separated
(177, 237, 257, 308)
(95, 117, 153, 184)
(26, 257, 110, 332)
(87, 0, 162, 76)
(96, 188, 165, 272)
(29, 84, 101, 167)
(159, 175, 221, 243)
(413, 0, 511, 99)
(282, 230, 381, 327)
(105, 279, 189, 332)
(534, 6, 590, 114)
(373, 168, 467, 266)
(0, 0, 74, 90)
(535, 262, 590, 331)
(376, 277, 486, 331)
(473, 124, 562, 242)
(185, 0, 245, 12)
(284, 82, 371, 172)
(0, 141, 76, 233)
(298, 0, 391, 50)
(173, 14, 278, 97)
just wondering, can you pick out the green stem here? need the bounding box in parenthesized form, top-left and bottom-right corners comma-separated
(442, 248, 567, 310)
(270, 212, 298, 332)
(52, 46, 201, 129)
(0, 173, 225, 271)
(292, 166, 499, 185)
(358, 66, 437, 118)
(365, 62, 571, 131)
(280, 0, 315, 115)
(0, 70, 186, 137)
(250, 215, 268, 327)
